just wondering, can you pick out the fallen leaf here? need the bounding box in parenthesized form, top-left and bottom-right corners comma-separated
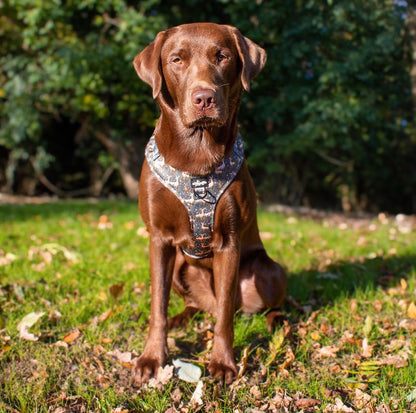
(279, 346, 295, 371)
(260, 231, 273, 240)
(407, 302, 416, 319)
(310, 331, 321, 341)
(124, 221, 136, 230)
(379, 354, 408, 368)
(294, 398, 321, 409)
(109, 283, 125, 300)
(98, 215, 113, 230)
(148, 365, 174, 388)
(108, 349, 133, 365)
(314, 345, 339, 359)
(353, 389, 375, 410)
(361, 338, 374, 358)
(399, 319, 416, 332)
(324, 397, 355, 412)
(362, 315, 373, 337)
(0, 252, 17, 266)
(28, 244, 80, 264)
(405, 389, 416, 403)
(53, 340, 69, 348)
(17, 311, 45, 341)
(98, 309, 112, 323)
(237, 345, 250, 378)
(62, 329, 81, 344)
(111, 408, 129, 413)
(137, 227, 149, 238)
(190, 380, 204, 407)
(173, 359, 202, 383)
(266, 327, 287, 366)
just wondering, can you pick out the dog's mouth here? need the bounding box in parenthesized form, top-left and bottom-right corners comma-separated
(186, 114, 226, 129)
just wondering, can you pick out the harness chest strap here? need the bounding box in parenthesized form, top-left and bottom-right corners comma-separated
(145, 134, 245, 259)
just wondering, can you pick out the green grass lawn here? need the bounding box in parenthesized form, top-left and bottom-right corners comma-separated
(0, 200, 415, 412)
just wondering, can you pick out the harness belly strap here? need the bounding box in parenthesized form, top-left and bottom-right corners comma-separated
(145, 134, 245, 259)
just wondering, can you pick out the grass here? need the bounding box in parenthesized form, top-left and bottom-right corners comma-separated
(0, 199, 415, 412)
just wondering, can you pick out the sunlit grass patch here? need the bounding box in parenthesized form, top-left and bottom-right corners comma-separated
(1, 200, 415, 412)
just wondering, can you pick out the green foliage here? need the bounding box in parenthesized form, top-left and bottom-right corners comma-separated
(220, 0, 415, 212)
(0, 0, 165, 191)
(0, 0, 415, 211)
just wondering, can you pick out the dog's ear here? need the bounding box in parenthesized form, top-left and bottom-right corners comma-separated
(231, 28, 267, 92)
(133, 31, 167, 99)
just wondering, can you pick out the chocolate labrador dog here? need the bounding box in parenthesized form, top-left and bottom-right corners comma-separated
(133, 22, 286, 384)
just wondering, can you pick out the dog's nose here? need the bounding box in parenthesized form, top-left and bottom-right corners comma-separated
(192, 89, 216, 110)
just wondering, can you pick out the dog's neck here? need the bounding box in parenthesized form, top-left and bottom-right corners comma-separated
(154, 103, 240, 176)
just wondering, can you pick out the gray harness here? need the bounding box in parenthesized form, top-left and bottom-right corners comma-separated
(145, 134, 245, 259)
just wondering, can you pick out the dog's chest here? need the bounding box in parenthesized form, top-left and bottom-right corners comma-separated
(145, 134, 244, 259)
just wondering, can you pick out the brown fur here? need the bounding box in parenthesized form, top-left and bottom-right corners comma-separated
(133, 23, 287, 384)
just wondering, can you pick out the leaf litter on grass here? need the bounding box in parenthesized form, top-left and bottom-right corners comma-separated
(1, 201, 416, 412)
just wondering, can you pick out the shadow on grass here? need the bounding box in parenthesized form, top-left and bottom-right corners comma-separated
(285, 253, 416, 310)
(169, 253, 416, 363)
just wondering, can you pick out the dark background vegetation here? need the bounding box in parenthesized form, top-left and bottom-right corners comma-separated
(1, 0, 415, 213)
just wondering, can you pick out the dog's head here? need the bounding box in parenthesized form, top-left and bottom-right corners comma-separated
(133, 23, 266, 130)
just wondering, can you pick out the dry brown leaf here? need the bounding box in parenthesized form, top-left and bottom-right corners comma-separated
(237, 345, 250, 378)
(250, 385, 263, 400)
(361, 338, 374, 358)
(260, 231, 273, 240)
(341, 330, 358, 346)
(407, 302, 416, 319)
(148, 365, 174, 389)
(62, 328, 81, 344)
(98, 215, 113, 229)
(271, 389, 293, 409)
(98, 309, 112, 323)
(294, 398, 321, 409)
(279, 346, 295, 371)
(52, 340, 68, 348)
(353, 389, 375, 411)
(109, 283, 125, 300)
(324, 397, 355, 412)
(379, 353, 408, 368)
(108, 349, 133, 365)
(314, 345, 339, 359)
(399, 319, 416, 332)
(137, 227, 149, 238)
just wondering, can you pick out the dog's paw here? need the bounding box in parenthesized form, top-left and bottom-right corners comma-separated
(208, 359, 237, 385)
(132, 354, 163, 386)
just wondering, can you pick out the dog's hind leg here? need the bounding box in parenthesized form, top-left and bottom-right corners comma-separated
(238, 249, 287, 314)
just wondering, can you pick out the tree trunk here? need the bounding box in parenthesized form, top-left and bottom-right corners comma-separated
(94, 129, 143, 200)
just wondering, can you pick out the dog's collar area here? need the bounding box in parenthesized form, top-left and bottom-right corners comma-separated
(145, 134, 245, 259)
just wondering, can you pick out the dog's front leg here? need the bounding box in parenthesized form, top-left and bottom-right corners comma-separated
(208, 236, 239, 384)
(133, 236, 175, 385)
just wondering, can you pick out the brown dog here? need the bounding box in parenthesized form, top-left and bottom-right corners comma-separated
(133, 22, 286, 384)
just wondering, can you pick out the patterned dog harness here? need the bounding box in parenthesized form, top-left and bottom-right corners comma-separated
(145, 134, 245, 259)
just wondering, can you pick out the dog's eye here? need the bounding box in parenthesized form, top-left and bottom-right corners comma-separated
(172, 57, 182, 64)
(217, 53, 227, 63)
